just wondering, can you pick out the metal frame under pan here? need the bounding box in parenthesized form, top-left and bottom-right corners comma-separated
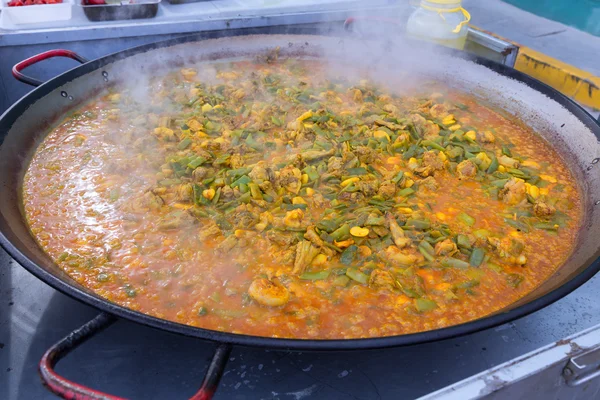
(1, 28, 600, 399)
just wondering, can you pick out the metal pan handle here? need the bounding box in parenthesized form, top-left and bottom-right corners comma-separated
(39, 312, 232, 400)
(12, 49, 89, 87)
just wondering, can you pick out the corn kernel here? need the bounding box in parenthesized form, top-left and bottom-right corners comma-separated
(448, 124, 462, 131)
(397, 207, 414, 214)
(350, 226, 370, 237)
(498, 165, 506, 172)
(301, 174, 309, 184)
(202, 188, 215, 200)
(540, 188, 549, 196)
(540, 174, 557, 183)
(292, 196, 307, 205)
(404, 179, 415, 188)
(386, 156, 402, 165)
(438, 152, 447, 162)
(465, 130, 477, 141)
(374, 130, 391, 141)
(306, 187, 315, 197)
(436, 212, 446, 220)
(201, 103, 213, 113)
(341, 177, 360, 187)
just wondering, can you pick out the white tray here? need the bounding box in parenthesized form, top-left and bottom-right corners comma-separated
(0, 0, 73, 25)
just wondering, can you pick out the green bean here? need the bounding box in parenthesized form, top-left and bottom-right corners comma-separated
(346, 267, 369, 284)
(332, 275, 350, 287)
(405, 218, 430, 230)
(177, 137, 192, 150)
(457, 212, 475, 226)
(457, 234, 472, 249)
(486, 262, 503, 273)
(340, 245, 358, 265)
(397, 187, 415, 197)
(211, 187, 222, 204)
(227, 167, 252, 178)
(469, 248, 485, 267)
(419, 246, 435, 262)
(392, 171, 405, 184)
(300, 270, 331, 280)
(486, 156, 499, 173)
(504, 218, 530, 232)
(330, 223, 350, 241)
(473, 229, 491, 240)
(502, 145, 512, 157)
(441, 257, 470, 269)
(231, 175, 251, 188)
(419, 240, 435, 255)
(415, 298, 437, 312)
(421, 140, 445, 151)
(248, 183, 263, 200)
(187, 156, 207, 169)
(405, 218, 431, 231)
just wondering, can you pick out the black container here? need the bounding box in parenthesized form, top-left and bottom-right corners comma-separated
(81, 0, 160, 21)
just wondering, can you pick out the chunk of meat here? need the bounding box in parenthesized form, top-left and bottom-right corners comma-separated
(192, 167, 209, 182)
(499, 178, 527, 205)
(354, 146, 377, 164)
(175, 183, 194, 202)
(283, 209, 304, 228)
(435, 239, 457, 256)
(422, 151, 444, 170)
(229, 154, 245, 169)
(408, 113, 426, 126)
(476, 130, 495, 143)
(456, 159, 477, 179)
(488, 237, 524, 258)
(357, 179, 379, 197)
(293, 240, 320, 275)
(198, 222, 222, 241)
(266, 231, 298, 247)
(230, 204, 259, 229)
(369, 269, 396, 292)
(423, 121, 440, 139)
(304, 226, 335, 256)
(248, 278, 289, 306)
(378, 180, 397, 199)
(419, 176, 438, 191)
(277, 166, 302, 194)
(534, 201, 556, 218)
(385, 246, 420, 267)
(249, 162, 269, 182)
(386, 213, 411, 248)
(429, 103, 450, 118)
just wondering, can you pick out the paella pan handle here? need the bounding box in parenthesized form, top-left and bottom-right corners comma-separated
(39, 312, 233, 400)
(12, 49, 89, 87)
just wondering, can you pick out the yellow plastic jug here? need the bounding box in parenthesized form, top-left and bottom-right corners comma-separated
(406, 0, 471, 50)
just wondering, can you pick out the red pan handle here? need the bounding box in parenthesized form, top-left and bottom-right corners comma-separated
(39, 312, 232, 400)
(12, 49, 89, 87)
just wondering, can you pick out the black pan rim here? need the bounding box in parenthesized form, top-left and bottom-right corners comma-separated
(2, 30, 600, 351)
